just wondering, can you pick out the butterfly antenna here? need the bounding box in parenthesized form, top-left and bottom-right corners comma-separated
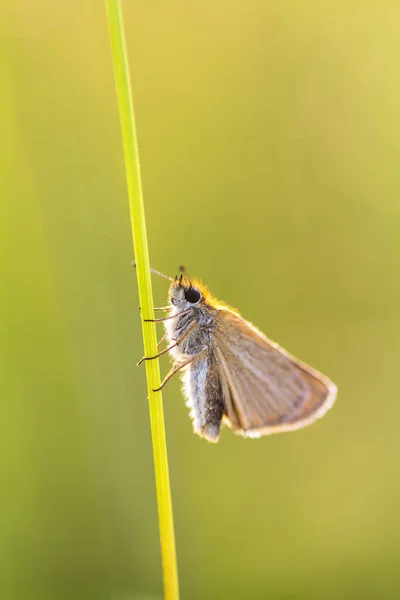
(131, 261, 174, 282)
(178, 265, 192, 287)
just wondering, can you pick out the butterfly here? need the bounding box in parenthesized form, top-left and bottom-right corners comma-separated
(138, 266, 337, 443)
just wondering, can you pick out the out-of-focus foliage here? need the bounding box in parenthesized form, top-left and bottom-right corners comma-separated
(2, 2, 400, 599)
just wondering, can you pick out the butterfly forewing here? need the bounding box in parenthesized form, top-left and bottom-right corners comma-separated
(213, 310, 336, 436)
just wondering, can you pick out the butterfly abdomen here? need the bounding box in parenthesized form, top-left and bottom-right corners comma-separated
(182, 352, 224, 443)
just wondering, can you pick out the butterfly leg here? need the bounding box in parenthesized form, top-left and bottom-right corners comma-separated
(138, 306, 171, 311)
(154, 349, 208, 392)
(143, 307, 194, 323)
(137, 320, 198, 366)
(153, 356, 196, 392)
(157, 331, 168, 348)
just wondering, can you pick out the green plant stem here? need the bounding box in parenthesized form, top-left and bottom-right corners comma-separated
(105, 2, 179, 599)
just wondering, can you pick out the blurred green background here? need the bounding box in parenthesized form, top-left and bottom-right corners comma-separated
(2, 1, 400, 599)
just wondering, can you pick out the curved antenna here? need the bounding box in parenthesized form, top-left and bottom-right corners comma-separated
(131, 261, 174, 282)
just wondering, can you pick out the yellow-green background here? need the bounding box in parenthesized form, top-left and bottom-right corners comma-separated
(2, 2, 400, 599)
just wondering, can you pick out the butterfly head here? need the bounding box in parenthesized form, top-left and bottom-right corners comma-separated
(168, 274, 203, 308)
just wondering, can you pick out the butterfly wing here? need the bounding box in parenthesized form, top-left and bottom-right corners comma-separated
(213, 310, 337, 437)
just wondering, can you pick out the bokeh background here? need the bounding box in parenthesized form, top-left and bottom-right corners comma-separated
(2, 2, 400, 599)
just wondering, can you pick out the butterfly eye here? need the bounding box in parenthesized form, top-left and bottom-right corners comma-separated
(184, 287, 201, 304)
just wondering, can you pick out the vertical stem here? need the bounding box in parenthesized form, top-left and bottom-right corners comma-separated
(105, 2, 179, 599)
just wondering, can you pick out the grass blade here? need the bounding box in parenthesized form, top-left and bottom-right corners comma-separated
(105, 2, 179, 598)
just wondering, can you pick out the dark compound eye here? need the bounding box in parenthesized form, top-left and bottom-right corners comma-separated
(184, 287, 201, 304)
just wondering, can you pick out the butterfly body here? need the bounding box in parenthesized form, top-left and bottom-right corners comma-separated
(155, 273, 337, 443)
(163, 281, 224, 440)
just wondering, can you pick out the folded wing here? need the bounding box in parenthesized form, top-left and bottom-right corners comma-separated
(213, 310, 337, 437)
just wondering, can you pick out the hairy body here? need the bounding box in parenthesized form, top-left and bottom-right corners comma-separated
(156, 274, 337, 443)
(164, 289, 224, 441)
